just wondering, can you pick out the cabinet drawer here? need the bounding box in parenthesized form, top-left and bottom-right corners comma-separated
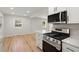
(62, 42, 79, 52)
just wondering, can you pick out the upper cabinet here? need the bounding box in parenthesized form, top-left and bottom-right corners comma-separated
(48, 7, 79, 24)
(67, 7, 79, 23)
(48, 7, 54, 15)
(57, 7, 67, 12)
(48, 7, 67, 15)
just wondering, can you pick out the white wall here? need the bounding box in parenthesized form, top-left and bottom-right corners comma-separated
(4, 15, 31, 37)
(4, 14, 46, 37)
(31, 17, 47, 32)
(31, 17, 45, 33)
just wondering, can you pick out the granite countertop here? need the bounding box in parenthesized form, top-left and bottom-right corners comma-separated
(62, 37, 79, 48)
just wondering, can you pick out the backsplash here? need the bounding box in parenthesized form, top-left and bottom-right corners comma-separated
(49, 23, 79, 39)
(70, 29, 79, 39)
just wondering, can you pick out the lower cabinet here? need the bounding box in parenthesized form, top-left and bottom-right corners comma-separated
(43, 40, 59, 52)
(62, 42, 79, 52)
(36, 32, 43, 50)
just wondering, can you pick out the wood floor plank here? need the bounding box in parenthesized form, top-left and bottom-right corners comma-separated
(3, 33, 42, 52)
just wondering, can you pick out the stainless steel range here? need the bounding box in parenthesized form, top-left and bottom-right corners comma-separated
(43, 29, 70, 52)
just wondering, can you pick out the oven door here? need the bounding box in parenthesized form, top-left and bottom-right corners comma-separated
(43, 40, 60, 52)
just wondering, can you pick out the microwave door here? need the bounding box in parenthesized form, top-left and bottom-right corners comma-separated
(48, 13, 60, 23)
(61, 11, 67, 23)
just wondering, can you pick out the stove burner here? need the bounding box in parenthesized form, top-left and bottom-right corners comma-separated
(44, 31, 69, 40)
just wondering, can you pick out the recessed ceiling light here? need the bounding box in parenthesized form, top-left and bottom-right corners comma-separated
(10, 7, 14, 10)
(26, 11, 30, 13)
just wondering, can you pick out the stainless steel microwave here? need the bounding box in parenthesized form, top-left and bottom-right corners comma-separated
(48, 11, 67, 23)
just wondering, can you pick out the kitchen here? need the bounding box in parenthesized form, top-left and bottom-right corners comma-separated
(36, 7, 79, 52)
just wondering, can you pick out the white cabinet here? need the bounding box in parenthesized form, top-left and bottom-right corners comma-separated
(48, 7, 54, 15)
(67, 7, 79, 23)
(36, 32, 43, 49)
(62, 42, 79, 52)
(48, 7, 67, 15)
(57, 7, 67, 12)
(62, 38, 79, 52)
(48, 7, 59, 15)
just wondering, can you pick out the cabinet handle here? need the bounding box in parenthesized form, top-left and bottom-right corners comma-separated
(66, 48, 75, 52)
(67, 16, 69, 22)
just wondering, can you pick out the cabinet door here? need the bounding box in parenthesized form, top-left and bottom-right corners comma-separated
(67, 7, 79, 23)
(36, 33, 43, 49)
(38, 34, 42, 49)
(36, 33, 41, 46)
(62, 42, 79, 52)
(57, 7, 67, 12)
(36, 33, 39, 46)
(48, 7, 54, 15)
(48, 7, 67, 15)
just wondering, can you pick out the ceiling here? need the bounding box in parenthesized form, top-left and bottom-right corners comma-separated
(0, 7, 48, 18)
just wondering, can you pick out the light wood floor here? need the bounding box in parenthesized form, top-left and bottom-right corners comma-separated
(3, 33, 42, 52)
